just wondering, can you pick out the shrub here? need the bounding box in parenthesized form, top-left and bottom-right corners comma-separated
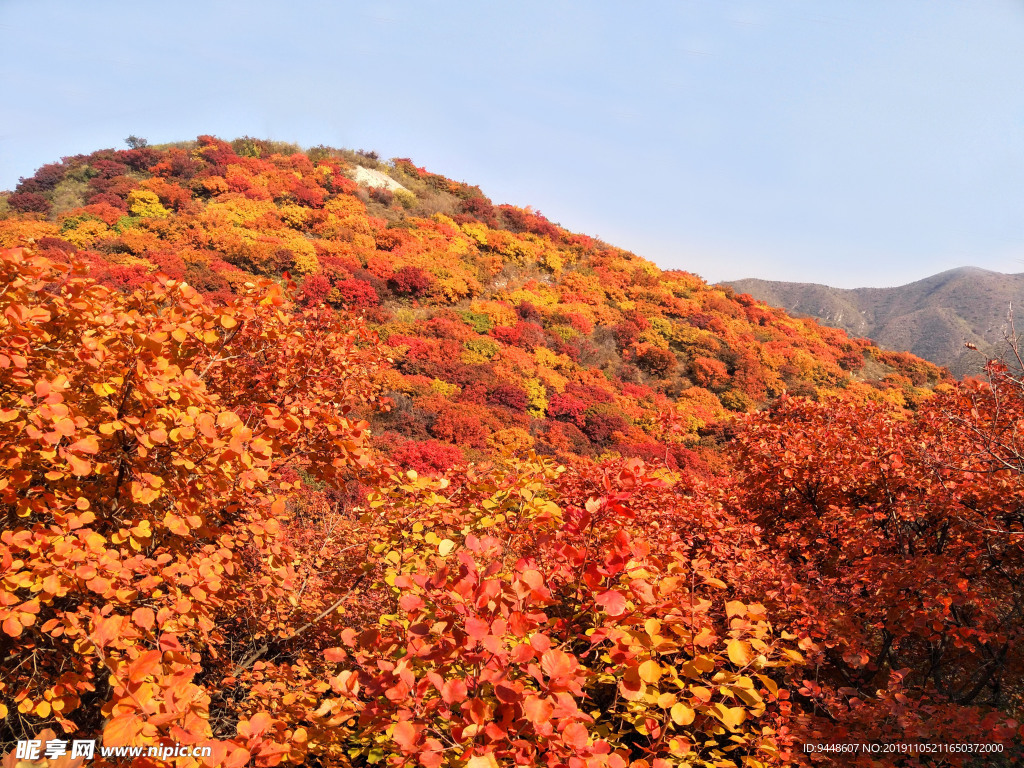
(719, 388, 754, 412)
(524, 378, 548, 417)
(488, 384, 528, 412)
(389, 438, 463, 475)
(430, 406, 489, 448)
(368, 186, 395, 206)
(26, 163, 65, 191)
(620, 441, 676, 468)
(333, 278, 379, 308)
(90, 158, 129, 179)
(491, 325, 520, 345)
(300, 274, 332, 305)
(516, 300, 543, 323)
(389, 265, 433, 296)
(7, 192, 50, 215)
(612, 320, 642, 350)
(583, 409, 629, 445)
(463, 337, 499, 362)
(458, 310, 494, 334)
(127, 189, 169, 218)
(548, 393, 586, 426)
(635, 344, 677, 376)
(690, 356, 729, 389)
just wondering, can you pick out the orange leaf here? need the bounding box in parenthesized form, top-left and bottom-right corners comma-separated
(223, 747, 251, 768)
(238, 712, 273, 739)
(562, 722, 589, 749)
(54, 417, 76, 437)
(104, 713, 142, 746)
(392, 721, 417, 751)
(92, 615, 123, 647)
(129, 650, 162, 683)
(726, 640, 754, 667)
(638, 659, 662, 683)
(132, 607, 155, 631)
(670, 702, 695, 726)
(68, 435, 100, 454)
(725, 600, 747, 619)
(2, 616, 23, 637)
(67, 454, 92, 476)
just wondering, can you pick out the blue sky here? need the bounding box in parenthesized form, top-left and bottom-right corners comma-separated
(2, 0, 1023, 287)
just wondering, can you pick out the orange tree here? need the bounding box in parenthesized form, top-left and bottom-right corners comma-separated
(0, 246, 386, 765)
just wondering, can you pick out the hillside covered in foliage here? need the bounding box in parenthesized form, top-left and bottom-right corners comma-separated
(0, 136, 945, 474)
(1, 138, 1022, 768)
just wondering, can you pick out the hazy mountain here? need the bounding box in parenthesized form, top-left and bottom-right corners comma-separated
(726, 267, 1024, 377)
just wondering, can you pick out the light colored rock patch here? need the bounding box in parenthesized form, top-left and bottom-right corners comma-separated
(350, 166, 409, 193)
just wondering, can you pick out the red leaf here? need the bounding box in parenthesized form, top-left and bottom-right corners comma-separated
(465, 616, 489, 640)
(596, 589, 627, 616)
(441, 678, 467, 704)
(523, 695, 553, 724)
(324, 647, 346, 662)
(541, 649, 575, 680)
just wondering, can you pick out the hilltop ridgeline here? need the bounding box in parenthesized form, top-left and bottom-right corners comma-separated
(727, 267, 1023, 378)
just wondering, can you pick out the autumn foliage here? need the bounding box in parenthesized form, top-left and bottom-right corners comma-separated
(1, 138, 1022, 767)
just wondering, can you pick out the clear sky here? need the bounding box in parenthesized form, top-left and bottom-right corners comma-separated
(2, 0, 1023, 288)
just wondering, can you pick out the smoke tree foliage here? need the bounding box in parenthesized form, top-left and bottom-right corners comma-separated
(0, 139, 1021, 766)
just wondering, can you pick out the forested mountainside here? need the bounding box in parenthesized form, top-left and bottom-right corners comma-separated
(1, 137, 1022, 768)
(727, 267, 1024, 378)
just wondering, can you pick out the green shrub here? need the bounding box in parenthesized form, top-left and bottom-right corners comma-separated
(464, 337, 499, 360)
(458, 310, 494, 334)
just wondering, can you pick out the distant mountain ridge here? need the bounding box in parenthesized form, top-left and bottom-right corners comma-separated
(726, 267, 1024, 377)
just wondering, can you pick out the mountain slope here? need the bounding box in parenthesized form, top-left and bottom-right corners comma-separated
(727, 267, 1023, 377)
(0, 136, 946, 472)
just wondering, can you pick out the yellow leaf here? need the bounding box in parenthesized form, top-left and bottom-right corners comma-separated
(438, 539, 456, 556)
(670, 702, 695, 726)
(720, 705, 746, 730)
(727, 639, 754, 666)
(756, 674, 779, 696)
(656, 692, 677, 709)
